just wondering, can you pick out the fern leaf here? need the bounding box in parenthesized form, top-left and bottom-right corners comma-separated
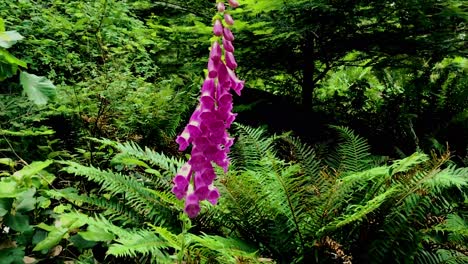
(328, 125, 372, 173)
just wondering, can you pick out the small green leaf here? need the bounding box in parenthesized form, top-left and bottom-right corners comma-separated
(59, 213, 87, 229)
(53, 204, 72, 214)
(0, 18, 5, 32)
(36, 223, 56, 232)
(13, 160, 53, 183)
(0, 31, 24, 49)
(36, 196, 51, 209)
(19, 72, 56, 105)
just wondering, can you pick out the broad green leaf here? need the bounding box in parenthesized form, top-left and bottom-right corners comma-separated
(15, 188, 36, 213)
(0, 247, 25, 264)
(0, 198, 13, 217)
(19, 72, 56, 105)
(33, 228, 68, 251)
(0, 31, 24, 49)
(0, 49, 27, 67)
(13, 160, 53, 183)
(0, 18, 4, 32)
(0, 158, 14, 168)
(5, 213, 32, 232)
(0, 181, 19, 198)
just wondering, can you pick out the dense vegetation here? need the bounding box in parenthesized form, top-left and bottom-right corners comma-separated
(0, 0, 466, 263)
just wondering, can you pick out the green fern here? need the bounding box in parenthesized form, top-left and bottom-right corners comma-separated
(59, 161, 181, 225)
(229, 123, 278, 170)
(328, 125, 372, 173)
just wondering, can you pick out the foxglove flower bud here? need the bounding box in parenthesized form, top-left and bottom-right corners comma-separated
(227, 0, 239, 8)
(213, 19, 223, 36)
(217, 2, 225, 12)
(223, 38, 234, 52)
(210, 41, 222, 61)
(224, 13, 234, 25)
(223, 27, 235, 41)
(225, 51, 237, 70)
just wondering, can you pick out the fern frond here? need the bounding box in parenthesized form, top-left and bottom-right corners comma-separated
(229, 123, 277, 170)
(189, 233, 260, 264)
(433, 214, 468, 243)
(319, 187, 397, 235)
(279, 135, 326, 193)
(46, 189, 140, 223)
(60, 212, 172, 263)
(91, 138, 183, 177)
(60, 161, 180, 224)
(108, 229, 170, 262)
(422, 166, 468, 193)
(390, 152, 430, 176)
(328, 125, 372, 173)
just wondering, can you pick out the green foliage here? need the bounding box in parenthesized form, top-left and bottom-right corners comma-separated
(0, 158, 58, 263)
(327, 125, 373, 173)
(203, 125, 468, 263)
(41, 138, 264, 263)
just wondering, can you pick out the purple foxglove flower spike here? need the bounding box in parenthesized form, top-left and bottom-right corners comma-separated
(173, 0, 243, 218)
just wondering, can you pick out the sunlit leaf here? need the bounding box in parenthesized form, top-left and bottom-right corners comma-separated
(19, 72, 56, 105)
(0, 31, 24, 49)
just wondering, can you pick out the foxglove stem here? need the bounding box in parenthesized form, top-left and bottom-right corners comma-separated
(173, 0, 243, 218)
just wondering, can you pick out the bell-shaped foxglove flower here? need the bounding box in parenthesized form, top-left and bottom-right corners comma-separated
(223, 38, 234, 52)
(223, 27, 235, 41)
(210, 41, 222, 61)
(225, 51, 237, 70)
(184, 191, 201, 218)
